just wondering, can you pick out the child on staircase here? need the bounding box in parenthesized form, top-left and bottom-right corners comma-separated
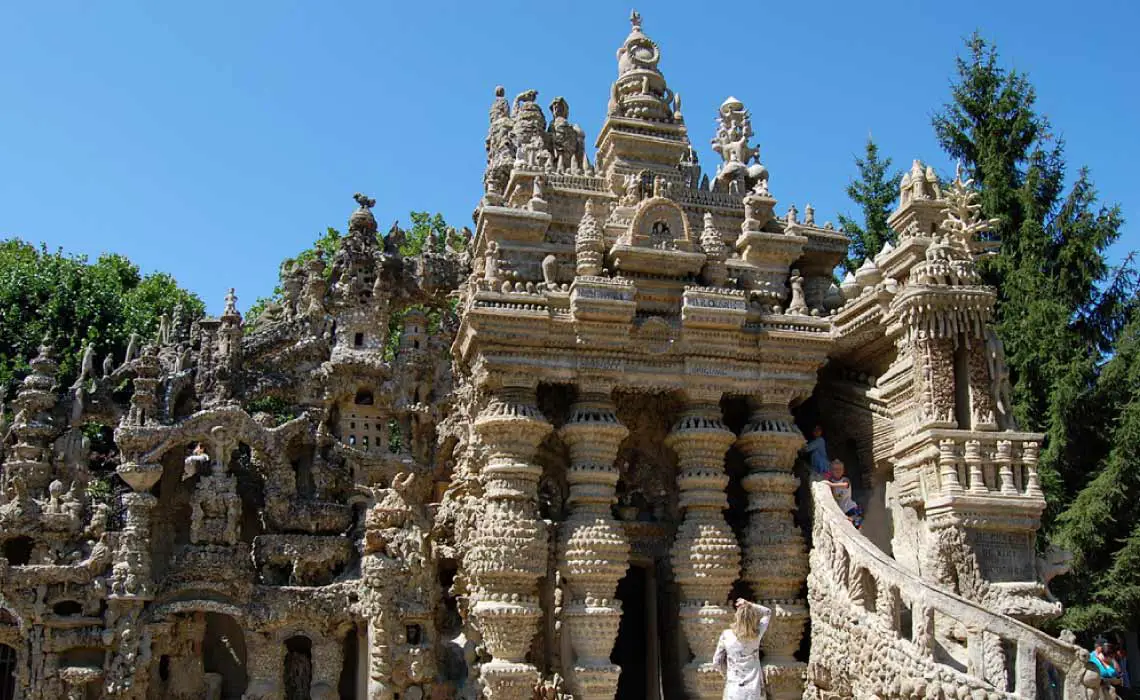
(823, 459, 863, 529)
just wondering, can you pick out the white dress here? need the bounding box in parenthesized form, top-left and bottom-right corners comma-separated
(713, 603, 772, 700)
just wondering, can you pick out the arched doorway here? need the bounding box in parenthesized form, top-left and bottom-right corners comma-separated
(283, 636, 312, 700)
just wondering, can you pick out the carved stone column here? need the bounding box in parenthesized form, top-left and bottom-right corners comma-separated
(465, 384, 552, 700)
(667, 396, 740, 700)
(966, 340, 997, 430)
(365, 608, 395, 700)
(914, 331, 956, 427)
(735, 397, 807, 700)
(557, 390, 629, 700)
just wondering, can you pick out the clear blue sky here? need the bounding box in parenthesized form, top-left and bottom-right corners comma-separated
(2, 1, 1137, 314)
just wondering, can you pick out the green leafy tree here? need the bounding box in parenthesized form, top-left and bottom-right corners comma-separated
(932, 33, 1138, 637)
(0, 239, 204, 393)
(838, 138, 899, 270)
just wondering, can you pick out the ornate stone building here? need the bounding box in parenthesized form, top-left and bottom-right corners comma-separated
(0, 12, 1112, 700)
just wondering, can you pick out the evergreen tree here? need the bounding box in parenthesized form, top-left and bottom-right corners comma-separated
(932, 33, 1139, 636)
(838, 138, 899, 270)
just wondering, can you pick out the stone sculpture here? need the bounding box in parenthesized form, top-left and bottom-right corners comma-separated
(0, 14, 1108, 700)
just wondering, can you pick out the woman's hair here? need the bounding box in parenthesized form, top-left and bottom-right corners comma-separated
(732, 602, 760, 640)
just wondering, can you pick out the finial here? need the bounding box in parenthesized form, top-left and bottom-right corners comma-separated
(353, 192, 376, 210)
(955, 159, 964, 182)
(630, 9, 642, 30)
(494, 85, 505, 98)
(223, 288, 238, 316)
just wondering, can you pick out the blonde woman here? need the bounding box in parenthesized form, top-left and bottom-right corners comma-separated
(713, 598, 773, 700)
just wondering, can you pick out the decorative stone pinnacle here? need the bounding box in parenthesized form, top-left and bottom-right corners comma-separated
(223, 288, 239, 316)
(353, 192, 376, 210)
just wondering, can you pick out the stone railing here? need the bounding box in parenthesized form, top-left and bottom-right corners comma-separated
(918, 431, 1045, 501)
(806, 481, 1107, 700)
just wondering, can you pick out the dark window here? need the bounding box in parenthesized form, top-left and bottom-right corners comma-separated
(354, 390, 374, 406)
(52, 600, 83, 617)
(2, 537, 33, 566)
(405, 624, 422, 645)
(353, 332, 364, 347)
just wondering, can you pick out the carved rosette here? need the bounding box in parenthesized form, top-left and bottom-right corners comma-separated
(735, 401, 808, 700)
(557, 392, 629, 700)
(666, 400, 740, 700)
(465, 387, 552, 700)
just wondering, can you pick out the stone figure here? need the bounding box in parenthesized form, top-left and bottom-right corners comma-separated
(158, 314, 170, 345)
(541, 254, 558, 288)
(985, 328, 1017, 430)
(787, 269, 808, 315)
(483, 86, 516, 197)
(547, 97, 586, 172)
(711, 97, 768, 192)
(483, 241, 501, 283)
(124, 332, 140, 364)
(511, 89, 552, 168)
(72, 342, 96, 390)
(102, 353, 114, 378)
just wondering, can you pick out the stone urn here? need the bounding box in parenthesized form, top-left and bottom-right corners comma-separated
(59, 665, 103, 700)
(116, 461, 163, 492)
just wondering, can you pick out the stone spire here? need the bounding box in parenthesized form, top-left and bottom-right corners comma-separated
(609, 10, 679, 123)
(596, 12, 690, 179)
(3, 336, 59, 493)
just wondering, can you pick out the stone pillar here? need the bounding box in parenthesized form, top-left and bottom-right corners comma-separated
(366, 609, 394, 700)
(465, 384, 552, 700)
(557, 390, 629, 700)
(243, 633, 284, 700)
(735, 397, 807, 700)
(914, 332, 956, 427)
(311, 637, 343, 697)
(966, 338, 997, 429)
(667, 396, 740, 700)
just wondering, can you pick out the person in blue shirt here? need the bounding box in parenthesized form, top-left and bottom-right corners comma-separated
(1091, 637, 1123, 687)
(801, 424, 831, 476)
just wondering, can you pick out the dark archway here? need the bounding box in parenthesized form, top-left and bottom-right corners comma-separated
(203, 613, 247, 699)
(0, 644, 15, 700)
(283, 635, 313, 700)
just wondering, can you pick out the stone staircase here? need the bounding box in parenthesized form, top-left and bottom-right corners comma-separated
(803, 481, 1110, 700)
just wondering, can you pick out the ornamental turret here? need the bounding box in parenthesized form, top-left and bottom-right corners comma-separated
(3, 337, 59, 494)
(595, 12, 689, 178)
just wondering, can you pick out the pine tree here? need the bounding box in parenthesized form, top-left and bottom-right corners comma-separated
(838, 138, 898, 271)
(932, 33, 1139, 637)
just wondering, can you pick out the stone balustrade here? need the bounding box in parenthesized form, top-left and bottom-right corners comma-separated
(922, 431, 1044, 501)
(806, 481, 1105, 700)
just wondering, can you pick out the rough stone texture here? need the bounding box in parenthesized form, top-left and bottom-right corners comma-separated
(0, 13, 1112, 700)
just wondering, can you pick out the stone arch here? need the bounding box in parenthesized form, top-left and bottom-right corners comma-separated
(628, 196, 691, 248)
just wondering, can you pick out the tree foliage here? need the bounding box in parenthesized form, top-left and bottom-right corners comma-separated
(0, 239, 204, 393)
(931, 33, 1139, 636)
(838, 138, 899, 270)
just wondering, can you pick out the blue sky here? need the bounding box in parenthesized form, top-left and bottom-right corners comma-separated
(2, 1, 1137, 314)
